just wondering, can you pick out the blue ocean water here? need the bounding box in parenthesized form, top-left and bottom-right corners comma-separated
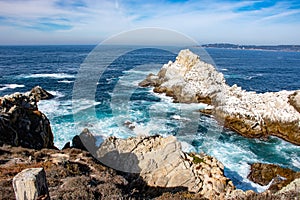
(0, 45, 300, 192)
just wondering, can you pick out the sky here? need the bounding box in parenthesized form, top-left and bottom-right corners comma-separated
(0, 0, 300, 45)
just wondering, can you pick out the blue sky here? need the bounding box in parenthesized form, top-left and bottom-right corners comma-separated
(0, 0, 300, 45)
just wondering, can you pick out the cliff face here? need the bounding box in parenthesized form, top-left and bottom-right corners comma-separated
(0, 86, 55, 149)
(140, 49, 300, 145)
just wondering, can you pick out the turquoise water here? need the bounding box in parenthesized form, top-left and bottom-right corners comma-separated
(0, 45, 300, 192)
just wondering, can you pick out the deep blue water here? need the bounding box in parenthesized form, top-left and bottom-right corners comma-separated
(0, 45, 300, 192)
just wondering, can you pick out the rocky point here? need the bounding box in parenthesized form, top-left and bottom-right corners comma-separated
(140, 49, 300, 145)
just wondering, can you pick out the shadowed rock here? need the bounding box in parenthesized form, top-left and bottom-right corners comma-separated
(289, 90, 300, 113)
(71, 128, 97, 155)
(248, 163, 300, 192)
(0, 86, 55, 149)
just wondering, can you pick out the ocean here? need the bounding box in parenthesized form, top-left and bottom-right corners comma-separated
(0, 45, 300, 192)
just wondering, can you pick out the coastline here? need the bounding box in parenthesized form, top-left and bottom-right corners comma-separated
(0, 85, 299, 199)
(200, 44, 300, 52)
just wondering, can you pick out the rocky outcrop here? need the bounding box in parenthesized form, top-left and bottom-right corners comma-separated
(28, 86, 54, 101)
(140, 49, 300, 145)
(97, 135, 235, 199)
(1, 137, 299, 200)
(248, 163, 300, 192)
(0, 86, 55, 149)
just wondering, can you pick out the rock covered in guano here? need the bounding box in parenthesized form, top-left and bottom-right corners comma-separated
(140, 49, 300, 145)
(97, 135, 235, 198)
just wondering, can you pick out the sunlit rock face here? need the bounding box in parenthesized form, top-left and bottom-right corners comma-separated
(140, 49, 300, 145)
(97, 135, 235, 198)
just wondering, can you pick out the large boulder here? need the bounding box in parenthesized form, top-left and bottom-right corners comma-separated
(0, 87, 55, 149)
(97, 135, 235, 199)
(140, 49, 300, 145)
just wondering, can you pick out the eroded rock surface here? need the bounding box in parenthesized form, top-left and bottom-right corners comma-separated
(140, 49, 300, 145)
(0, 86, 55, 149)
(248, 163, 300, 192)
(97, 135, 235, 199)
(289, 90, 300, 113)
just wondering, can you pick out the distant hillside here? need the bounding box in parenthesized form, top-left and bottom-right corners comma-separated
(201, 43, 300, 52)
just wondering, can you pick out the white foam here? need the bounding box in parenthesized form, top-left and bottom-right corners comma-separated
(171, 115, 181, 120)
(48, 91, 65, 98)
(0, 84, 25, 91)
(38, 99, 61, 117)
(58, 80, 74, 83)
(220, 68, 228, 71)
(292, 158, 300, 169)
(23, 73, 75, 79)
(72, 99, 101, 114)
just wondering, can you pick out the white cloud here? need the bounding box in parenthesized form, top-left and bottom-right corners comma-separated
(0, 0, 299, 44)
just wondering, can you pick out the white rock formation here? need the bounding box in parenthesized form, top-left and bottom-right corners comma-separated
(97, 135, 234, 198)
(140, 49, 300, 145)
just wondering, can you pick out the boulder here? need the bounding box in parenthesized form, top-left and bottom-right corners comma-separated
(248, 163, 300, 192)
(13, 168, 50, 200)
(140, 49, 300, 145)
(0, 87, 55, 149)
(97, 135, 235, 198)
(71, 128, 97, 155)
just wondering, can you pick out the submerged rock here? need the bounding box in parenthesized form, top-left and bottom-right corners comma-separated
(140, 49, 300, 145)
(0, 86, 55, 149)
(97, 135, 235, 198)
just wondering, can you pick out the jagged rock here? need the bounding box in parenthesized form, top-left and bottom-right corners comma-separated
(28, 86, 54, 101)
(97, 135, 235, 198)
(140, 49, 300, 145)
(0, 87, 55, 149)
(13, 168, 50, 200)
(71, 128, 97, 155)
(248, 163, 300, 192)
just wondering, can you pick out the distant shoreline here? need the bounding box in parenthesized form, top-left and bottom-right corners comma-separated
(201, 43, 300, 52)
